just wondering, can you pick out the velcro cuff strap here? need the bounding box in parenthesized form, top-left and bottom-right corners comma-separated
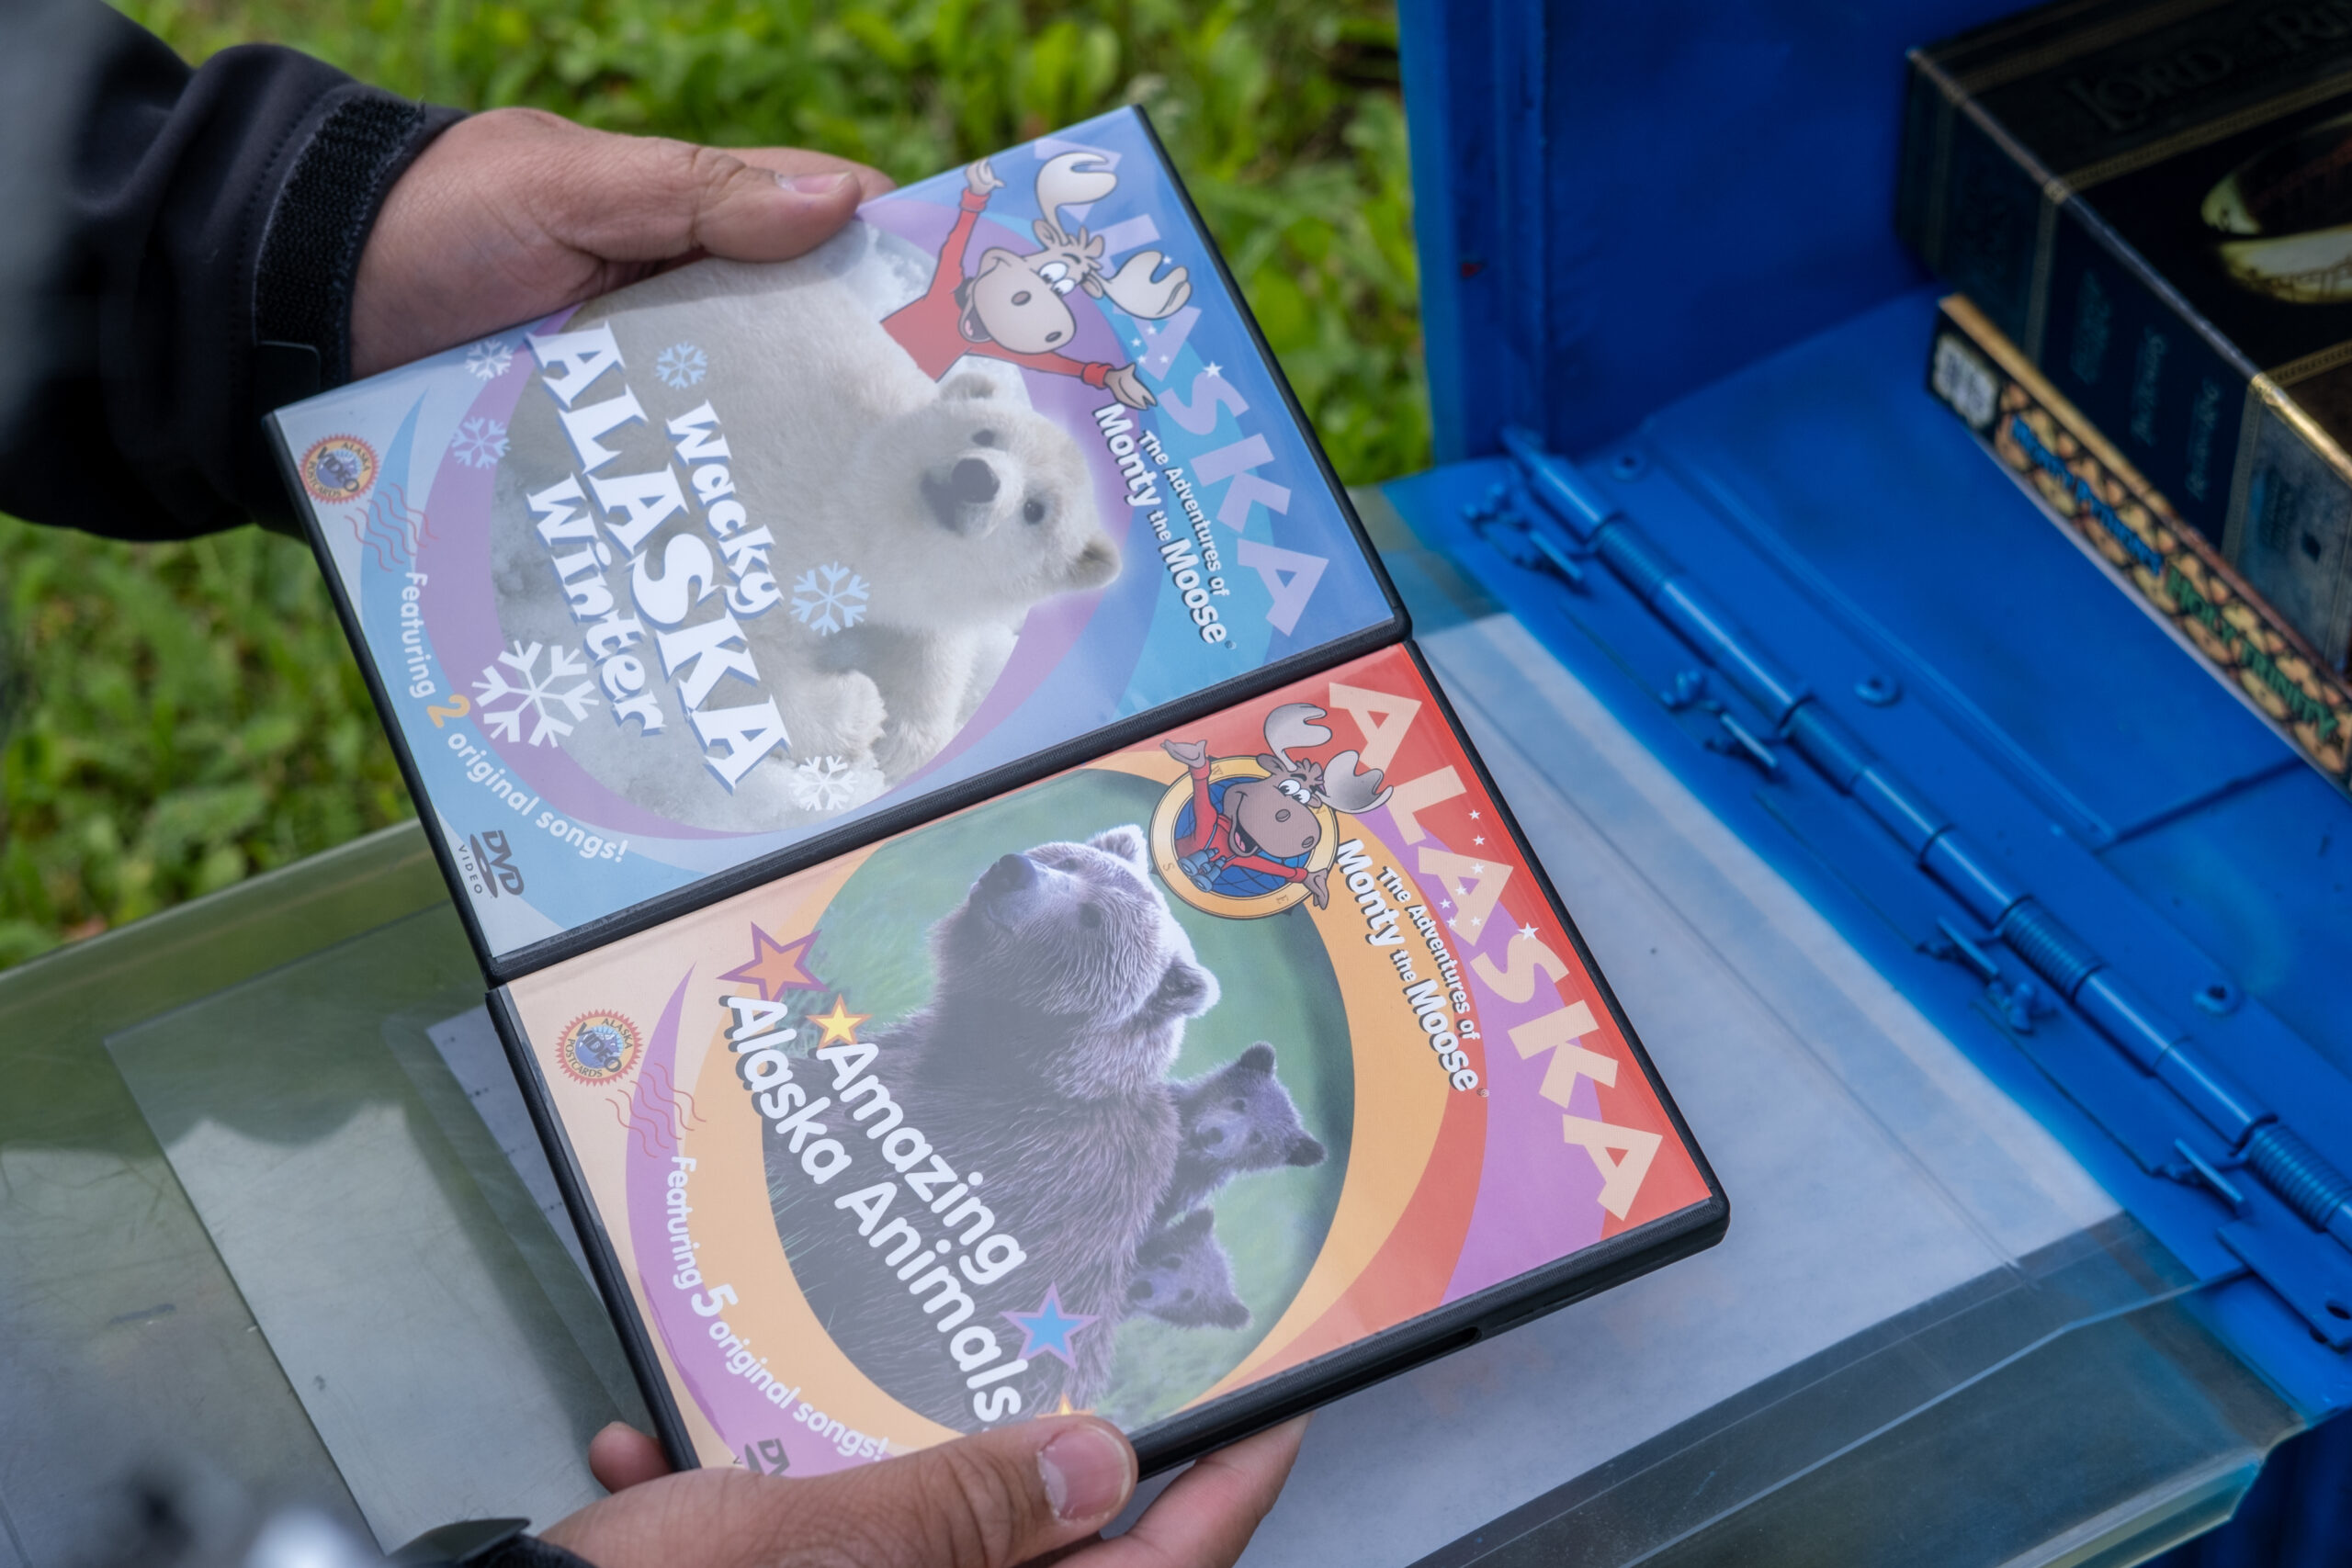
(253, 87, 445, 390)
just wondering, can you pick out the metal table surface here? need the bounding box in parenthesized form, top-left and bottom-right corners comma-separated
(0, 588, 2301, 1568)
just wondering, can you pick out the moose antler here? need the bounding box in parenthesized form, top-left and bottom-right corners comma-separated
(1315, 750, 1392, 815)
(1261, 704, 1333, 764)
(1258, 704, 1393, 815)
(1034, 152, 1118, 242)
(1096, 251, 1192, 320)
(1030, 152, 1193, 321)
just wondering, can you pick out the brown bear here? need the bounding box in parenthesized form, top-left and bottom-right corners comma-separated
(762, 823, 1218, 1429)
(1127, 1207, 1250, 1330)
(1155, 1043, 1327, 1225)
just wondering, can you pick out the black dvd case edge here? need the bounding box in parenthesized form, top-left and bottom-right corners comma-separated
(487, 982, 702, 1473)
(266, 104, 1408, 987)
(487, 607, 1406, 979)
(479, 633, 1728, 1476)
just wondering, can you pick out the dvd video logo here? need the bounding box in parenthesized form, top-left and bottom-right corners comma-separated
(459, 829, 526, 899)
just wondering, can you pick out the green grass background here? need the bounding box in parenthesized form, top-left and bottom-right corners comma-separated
(0, 0, 1422, 966)
(802, 768, 1353, 1429)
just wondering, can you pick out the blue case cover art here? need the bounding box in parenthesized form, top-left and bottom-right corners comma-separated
(269, 108, 1398, 969)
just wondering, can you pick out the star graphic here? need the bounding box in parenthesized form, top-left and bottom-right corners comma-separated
(1204, 362, 1222, 378)
(1004, 1287, 1097, 1367)
(1519, 922, 1540, 941)
(718, 925, 821, 1000)
(1474, 836, 1486, 846)
(1469, 809, 1482, 820)
(1440, 897, 1453, 910)
(810, 995, 869, 1048)
(1470, 863, 1486, 874)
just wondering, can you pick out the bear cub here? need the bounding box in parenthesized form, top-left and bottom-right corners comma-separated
(1157, 1043, 1327, 1224)
(1127, 1208, 1249, 1330)
(768, 822, 1218, 1426)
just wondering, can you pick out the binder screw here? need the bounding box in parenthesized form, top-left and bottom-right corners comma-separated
(1661, 669, 1709, 710)
(1985, 976, 2050, 1033)
(1460, 482, 1515, 525)
(1854, 674, 1902, 706)
(1609, 450, 1647, 480)
(2194, 980, 2243, 1017)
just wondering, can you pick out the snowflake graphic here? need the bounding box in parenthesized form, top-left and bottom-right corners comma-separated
(465, 339, 514, 380)
(791, 564, 870, 635)
(473, 641, 600, 746)
(450, 416, 509, 469)
(786, 755, 862, 813)
(656, 342, 708, 389)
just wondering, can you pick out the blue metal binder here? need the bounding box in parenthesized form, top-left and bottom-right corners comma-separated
(1393, 0, 2352, 1507)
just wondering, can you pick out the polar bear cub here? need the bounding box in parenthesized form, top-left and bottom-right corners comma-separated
(494, 246, 1121, 830)
(583, 257, 1116, 779)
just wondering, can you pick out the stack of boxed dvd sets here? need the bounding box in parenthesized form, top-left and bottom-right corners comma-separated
(269, 107, 1725, 1476)
(1900, 0, 2352, 791)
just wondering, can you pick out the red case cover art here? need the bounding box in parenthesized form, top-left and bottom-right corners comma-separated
(502, 643, 1715, 1472)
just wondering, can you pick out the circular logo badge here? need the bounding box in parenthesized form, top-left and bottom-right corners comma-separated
(1148, 759, 1339, 919)
(299, 434, 378, 503)
(555, 1010, 643, 1085)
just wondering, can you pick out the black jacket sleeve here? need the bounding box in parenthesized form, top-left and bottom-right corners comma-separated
(0, 3, 461, 540)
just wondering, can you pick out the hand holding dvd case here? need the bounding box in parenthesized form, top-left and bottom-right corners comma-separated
(495, 645, 1724, 1472)
(270, 107, 1402, 977)
(266, 106, 1724, 1474)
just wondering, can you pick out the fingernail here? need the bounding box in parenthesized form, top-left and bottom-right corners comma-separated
(1037, 1423, 1131, 1524)
(779, 171, 854, 196)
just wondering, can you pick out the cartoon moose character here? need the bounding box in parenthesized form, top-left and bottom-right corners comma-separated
(1162, 704, 1393, 908)
(883, 152, 1193, 410)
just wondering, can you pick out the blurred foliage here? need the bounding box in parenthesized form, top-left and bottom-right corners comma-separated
(0, 0, 1421, 964)
(0, 525, 410, 964)
(129, 0, 1424, 480)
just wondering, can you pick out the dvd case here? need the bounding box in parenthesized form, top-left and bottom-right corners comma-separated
(268, 107, 1403, 977)
(492, 642, 1726, 1473)
(1895, 0, 2352, 672)
(1928, 294, 2352, 789)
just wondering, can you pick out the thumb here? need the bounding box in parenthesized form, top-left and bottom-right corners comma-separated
(812, 1415, 1136, 1564)
(532, 122, 868, 265)
(539, 1415, 1136, 1568)
(350, 109, 883, 376)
